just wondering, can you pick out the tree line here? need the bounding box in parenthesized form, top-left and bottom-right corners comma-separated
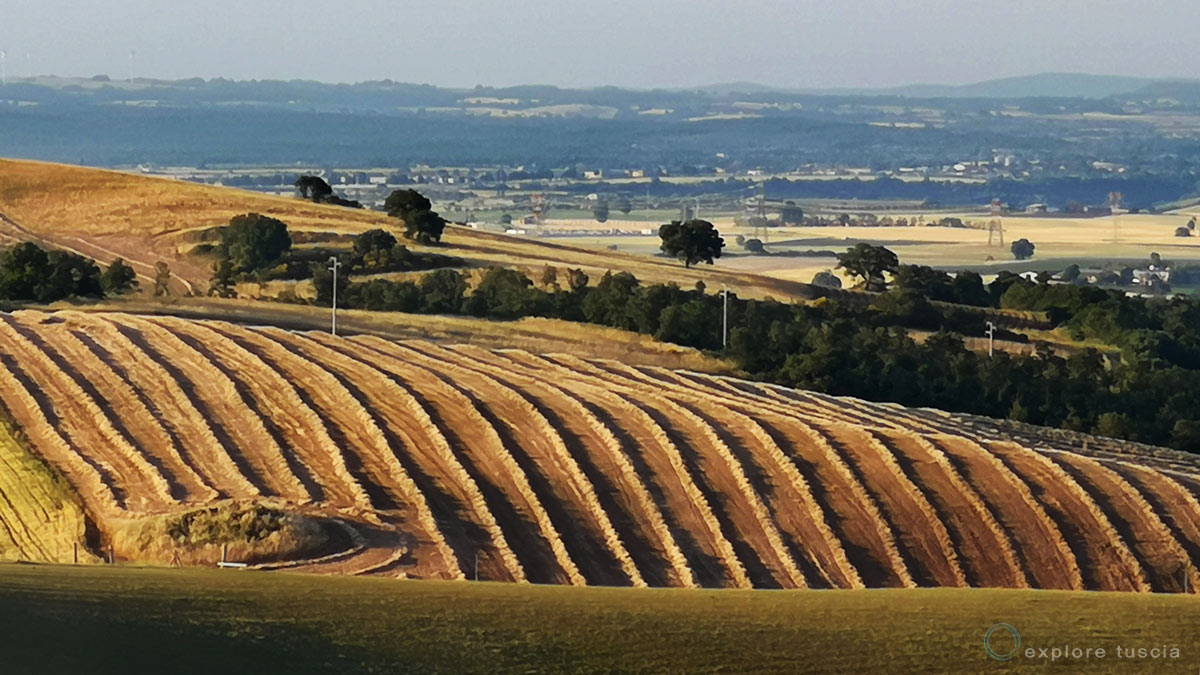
(0, 242, 137, 303)
(304, 242, 1200, 452)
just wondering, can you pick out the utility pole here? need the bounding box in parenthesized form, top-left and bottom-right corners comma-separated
(721, 286, 729, 347)
(328, 256, 341, 335)
(985, 321, 996, 357)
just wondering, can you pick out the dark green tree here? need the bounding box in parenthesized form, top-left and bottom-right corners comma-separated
(1011, 238, 1036, 260)
(220, 213, 292, 274)
(294, 175, 333, 203)
(835, 243, 898, 292)
(464, 267, 537, 319)
(419, 269, 466, 313)
(582, 271, 639, 328)
(384, 189, 432, 219)
(100, 258, 139, 294)
(658, 219, 724, 268)
(0, 242, 50, 300)
(403, 209, 446, 245)
(355, 228, 398, 256)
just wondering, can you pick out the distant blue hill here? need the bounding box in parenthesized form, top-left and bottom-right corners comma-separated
(704, 73, 1192, 100)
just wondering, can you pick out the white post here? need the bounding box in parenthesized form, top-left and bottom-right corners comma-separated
(986, 321, 995, 358)
(722, 286, 729, 347)
(328, 256, 340, 335)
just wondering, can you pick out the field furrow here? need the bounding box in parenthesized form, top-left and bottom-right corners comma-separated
(0, 347, 121, 516)
(151, 317, 370, 509)
(985, 441, 1147, 591)
(818, 424, 966, 588)
(264, 329, 514, 582)
(13, 313, 218, 504)
(57, 312, 259, 500)
(1109, 463, 1200, 593)
(931, 435, 1082, 590)
(324, 335, 577, 585)
(350, 337, 587, 586)
(1049, 451, 1194, 593)
(0, 315, 175, 512)
(458, 346, 695, 588)
(103, 313, 309, 501)
(502, 351, 746, 588)
(401, 341, 644, 587)
(563, 358, 817, 589)
(875, 430, 1026, 588)
(637, 366, 951, 588)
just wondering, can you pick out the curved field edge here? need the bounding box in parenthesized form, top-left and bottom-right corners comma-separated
(0, 415, 95, 563)
(0, 564, 1197, 675)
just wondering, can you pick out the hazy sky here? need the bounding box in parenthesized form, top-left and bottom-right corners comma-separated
(2, 0, 1197, 88)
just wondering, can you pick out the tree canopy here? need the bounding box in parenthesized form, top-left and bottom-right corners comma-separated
(100, 258, 139, 295)
(658, 219, 724, 268)
(0, 242, 104, 302)
(220, 213, 292, 274)
(385, 189, 432, 219)
(836, 243, 898, 292)
(403, 209, 447, 245)
(294, 175, 333, 203)
(1011, 238, 1036, 260)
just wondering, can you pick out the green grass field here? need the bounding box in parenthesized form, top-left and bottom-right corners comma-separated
(0, 564, 1196, 674)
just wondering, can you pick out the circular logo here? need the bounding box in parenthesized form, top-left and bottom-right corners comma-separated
(984, 623, 1021, 661)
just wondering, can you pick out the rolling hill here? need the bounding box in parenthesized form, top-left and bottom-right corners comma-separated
(0, 158, 816, 301)
(1, 309, 1197, 591)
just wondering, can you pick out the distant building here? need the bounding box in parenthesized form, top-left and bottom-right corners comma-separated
(1133, 268, 1170, 284)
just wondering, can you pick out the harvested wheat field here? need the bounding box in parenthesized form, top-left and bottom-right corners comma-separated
(0, 308, 1198, 591)
(0, 158, 815, 300)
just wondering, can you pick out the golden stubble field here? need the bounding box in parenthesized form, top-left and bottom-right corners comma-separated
(543, 213, 1200, 285)
(2, 310, 1199, 593)
(0, 159, 817, 301)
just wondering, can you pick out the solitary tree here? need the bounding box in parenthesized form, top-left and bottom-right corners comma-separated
(385, 189, 433, 218)
(614, 197, 633, 215)
(593, 202, 610, 223)
(835, 243, 898, 291)
(658, 219, 725, 268)
(220, 213, 292, 274)
(1176, 226, 1192, 237)
(294, 175, 333, 203)
(499, 213, 513, 226)
(743, 238, 764, 253)
(540, 264, 559, 289)
(1189, 217, 1197, 231)
(154, 261, 172, 297)
(1010, 238, 1036, 260)
(1060, 264, 1081, 282)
